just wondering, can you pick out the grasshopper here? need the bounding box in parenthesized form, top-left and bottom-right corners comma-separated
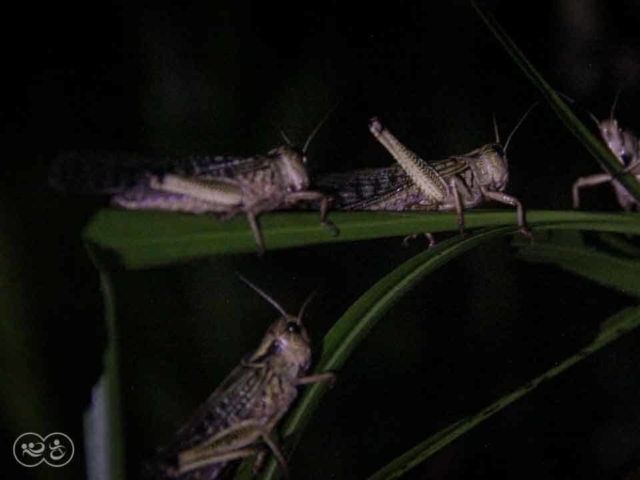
(49, 113, 338, 255)
(316, 109, 534, 238)
(143, 276, 335, 480)
(572, 95, 640, 211)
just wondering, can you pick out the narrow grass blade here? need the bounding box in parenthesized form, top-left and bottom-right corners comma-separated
(248, 226, 522, 480)
(597, 232, 640, 257)
(514, 230, 640, 298)
(83, 209, 640, 268)
(83, 243, 125, 480)
(470, 0, 640, 203)
(367, 304, 640, 479)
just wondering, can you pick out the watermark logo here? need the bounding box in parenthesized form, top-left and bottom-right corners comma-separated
(13, 432, 74, 468)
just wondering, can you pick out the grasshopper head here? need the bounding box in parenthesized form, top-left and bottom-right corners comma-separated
(270, 104, 338, 193)
(594, 88, 638, 166)
(469, 104, 536, 191)
(468, 144, 509, 191)
(599, 119, 625, 160)
(240, 276, 314, 375)
(269, 145, 310, 193)
(258, 313, 313, 374)
(598, 119, 636, 166)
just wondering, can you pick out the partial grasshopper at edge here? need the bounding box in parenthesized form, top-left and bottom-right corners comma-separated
(315, 108, 535, 239)
(50, 112, 339, 255)
(143, 276, 335, 480)
(572, 95, 640, 211)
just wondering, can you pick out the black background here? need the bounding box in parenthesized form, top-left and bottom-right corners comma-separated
(3, 1, 640, 479)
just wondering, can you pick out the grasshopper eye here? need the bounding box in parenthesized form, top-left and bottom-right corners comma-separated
(286, 322, 301, 334)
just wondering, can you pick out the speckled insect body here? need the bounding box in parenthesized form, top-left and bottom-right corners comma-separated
(316, 111, 533, 236)
(50, 111, 339, 254)
(143, 277, 334, 480)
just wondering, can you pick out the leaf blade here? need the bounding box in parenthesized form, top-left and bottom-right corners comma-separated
(83, 209, 640, 268)
(366, 304, 640, 479)
(470, 0, 640, 203)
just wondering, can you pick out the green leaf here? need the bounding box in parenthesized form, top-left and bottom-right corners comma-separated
(83, 244, 125, 480)
(597, 232, 640, 257)
(514, 230, 640, 298)
(470, 0, 640, 203)
(83, 209, 640, 268)
(366, 304, 640, 479)
(248, 226, 522, 480)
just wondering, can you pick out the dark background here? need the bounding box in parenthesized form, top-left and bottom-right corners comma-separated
(2, 1, 640, 479)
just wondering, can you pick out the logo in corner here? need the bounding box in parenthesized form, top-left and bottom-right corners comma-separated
(13, 432, 74, 468)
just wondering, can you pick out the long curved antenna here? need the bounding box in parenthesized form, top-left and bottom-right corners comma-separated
(272, 121, 294, 147)
(492, 113, 500, 144)
(302, 101, 341, 155)
(504, 102, 538, 155)
(296, 290, 318, 325)
(237, 274, 290, 319)
(610, 85, 624, 121)
(587, 111, 601, 128)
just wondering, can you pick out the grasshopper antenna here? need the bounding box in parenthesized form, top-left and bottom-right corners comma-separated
(547, 90, 601, 127)
(302, 101, 341, 156)
(610, 84, 624, 121)
(553, 90, 603, 129)
(272, 122, 295, 147)
(504, 102, 538, 156)
(492, 113, 500, 144)
(237, 274, 290, 319)
(296, 290, 318, 325)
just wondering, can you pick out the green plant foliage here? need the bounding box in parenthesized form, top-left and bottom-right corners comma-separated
(83, 209, 640, 268)
(367, 305, 640, 479)
(470, 0, 640, 203)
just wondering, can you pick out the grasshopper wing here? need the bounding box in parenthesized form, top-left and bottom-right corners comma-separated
(315, 166, 426, 211)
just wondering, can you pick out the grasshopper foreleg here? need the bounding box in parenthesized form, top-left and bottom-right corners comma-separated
(572, 173, 614, 209)
(481, 188, 532, 239)
(285, 191, 340, 237)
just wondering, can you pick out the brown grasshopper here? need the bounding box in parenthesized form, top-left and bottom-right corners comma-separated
(143, 276, 335, 479)
(50, 113, 338, 255)
(572, 96, 640, 211)
(315, 108, 534, 239)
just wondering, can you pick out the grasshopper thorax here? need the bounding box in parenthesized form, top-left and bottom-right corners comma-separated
(468, 144, 509, 191)
(268, 145, 311, 193)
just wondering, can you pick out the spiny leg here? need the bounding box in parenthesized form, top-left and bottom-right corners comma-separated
(482, 189, 532, 239)
(259, 430, 289, 480)
(177, 421, 289, 479)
